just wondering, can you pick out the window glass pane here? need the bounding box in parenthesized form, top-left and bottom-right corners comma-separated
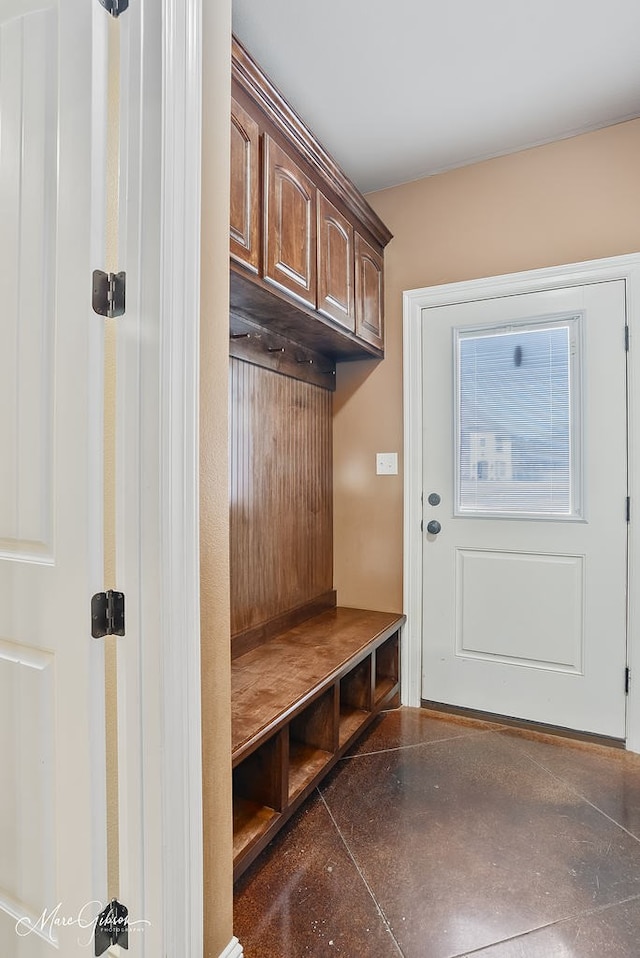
(455, 316, 581, 518)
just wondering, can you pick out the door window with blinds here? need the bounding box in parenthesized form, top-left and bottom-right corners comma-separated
(454, 314, 583, 519)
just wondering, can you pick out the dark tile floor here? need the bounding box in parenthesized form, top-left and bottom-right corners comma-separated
(233, 708, 640, 957)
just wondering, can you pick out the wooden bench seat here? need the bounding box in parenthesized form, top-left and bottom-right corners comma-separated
(231, 606, 405, 878)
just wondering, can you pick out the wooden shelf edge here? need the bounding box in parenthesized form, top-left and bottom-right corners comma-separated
(288, 744, 333, 801)
(374, 677, 397, 705)
(339, 706, 370, 748)
(233, 683, 333, 767)
(232, 811, 284, 881)
(233, 799, 281, 861)
(375, 681, 401, 711)
(234, 662, 372, 764)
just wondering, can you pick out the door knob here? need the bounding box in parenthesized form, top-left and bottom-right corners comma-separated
(426, 520, 441, 535)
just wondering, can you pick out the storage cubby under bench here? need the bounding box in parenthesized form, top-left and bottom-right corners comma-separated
(231, 606, 405, 879)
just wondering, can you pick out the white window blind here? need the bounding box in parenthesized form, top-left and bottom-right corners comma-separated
(455, 316, 582, 518)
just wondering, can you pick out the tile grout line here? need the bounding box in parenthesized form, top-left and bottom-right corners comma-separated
(449, 891, 640, 958)
(340, 726, 507, 761)
(499, 733, 640, 847)
(317, 788, 407, 958)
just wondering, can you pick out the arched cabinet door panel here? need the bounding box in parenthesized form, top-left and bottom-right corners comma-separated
(317, 191, 355, 331)
(263, 135, 316, 307)
(355, 233, 384, 350)
(230, 97, 260, 272)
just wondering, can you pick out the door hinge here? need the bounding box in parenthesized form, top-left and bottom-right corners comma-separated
(627, 497, 631, 523)
(97, 0, 129, 17)
(625, 667, 631, 695)
(92, 270, 126, 318)
(625, 325, 630, 352)
(94, 898, 128, 955)
(91, 590, 125, 638)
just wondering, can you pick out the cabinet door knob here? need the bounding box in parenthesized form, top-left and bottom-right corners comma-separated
(426, 520, 441, 535)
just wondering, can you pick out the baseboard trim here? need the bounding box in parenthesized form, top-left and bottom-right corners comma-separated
(422, 700, 625, 749)
(220, 936, 243, 958)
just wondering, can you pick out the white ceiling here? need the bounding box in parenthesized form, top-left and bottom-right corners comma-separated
(232, 0, 640, 194)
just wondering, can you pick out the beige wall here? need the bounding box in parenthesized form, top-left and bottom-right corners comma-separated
(200, 2, 234, 955)
(334, 119, 640, 612)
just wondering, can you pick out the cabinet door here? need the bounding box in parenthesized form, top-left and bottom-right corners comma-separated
(264, 135, 316, 307)
(355, 233, 384, 350)
(317, 192, 354, 330)
(230, 97, 260, 272)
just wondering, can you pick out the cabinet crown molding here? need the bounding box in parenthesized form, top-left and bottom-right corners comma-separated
(232, 36, 393, 251)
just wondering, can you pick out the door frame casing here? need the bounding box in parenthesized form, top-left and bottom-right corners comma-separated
(116, 0, 208, 953)
(403, 254, 640, 751)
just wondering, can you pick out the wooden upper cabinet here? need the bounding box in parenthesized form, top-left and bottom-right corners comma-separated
(317, 192, 354, 331)
(230, 37, 392, 359)
(230, 98, 260, 272)
(355, 234, 384, 350)
(263, 135, 317, 308)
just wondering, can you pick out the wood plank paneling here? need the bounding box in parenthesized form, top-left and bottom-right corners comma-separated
(230, 358, 332, 638)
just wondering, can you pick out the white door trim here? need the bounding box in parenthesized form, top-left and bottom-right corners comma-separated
(158, 0, 204, 952)
(117, 0, 205, 953)
(220, 936, 244, 958)
(403, 253, 640, 751)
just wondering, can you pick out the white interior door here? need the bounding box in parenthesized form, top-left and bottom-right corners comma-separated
(0, 1, 108, 953)
(422, 281, 628, 738)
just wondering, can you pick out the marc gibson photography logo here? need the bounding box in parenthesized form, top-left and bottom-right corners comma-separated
(15, 898, 150, 950)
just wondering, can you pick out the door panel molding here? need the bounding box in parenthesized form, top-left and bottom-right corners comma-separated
(403, 254, 640, 751)
(454, 548, 585, 672)
(0, 3, 57, 559)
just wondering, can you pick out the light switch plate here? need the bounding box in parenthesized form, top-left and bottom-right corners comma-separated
(376, 452, 398, 475)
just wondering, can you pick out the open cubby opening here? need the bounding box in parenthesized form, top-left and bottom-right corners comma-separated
(232, 730, 286, 860)
(374, 631, 399, 703)
(288, 687, 337, 800)
(339, 656, 372, 747)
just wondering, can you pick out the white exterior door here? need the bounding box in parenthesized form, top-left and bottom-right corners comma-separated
(0, 1, 108, 953)
(421, 281, 628, 738)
